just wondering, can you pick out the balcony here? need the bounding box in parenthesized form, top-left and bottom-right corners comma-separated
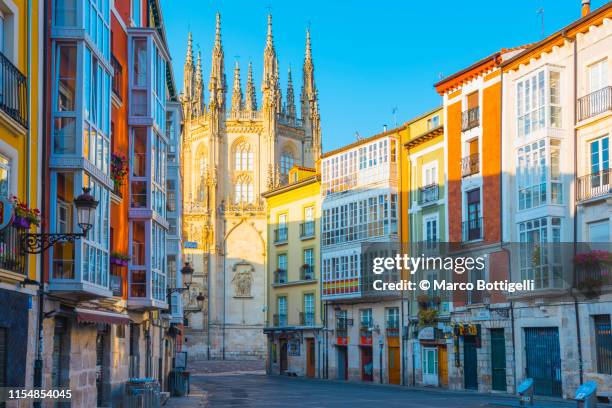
(300, 221, 315, 239)
(0, 226, 26, 276)
(461, 107, 479, 131)
(300, 265, 315, 281)
(111, 54, 122, 102)
(461, 153, 480, 177)
(576, 169, 611, 202)
(462, 217, 483, 242)
(274, 227, 288, 245)
(336, 317, 351, 337)
(577, 86, 611, 122)
(418, 184, 439, 205)
(274, 269, 287, 284)
(0, 51, 27, 130)
(273, 313, 287, 327)
(299, 312, 315, 326)
(575, 259, 612, 296)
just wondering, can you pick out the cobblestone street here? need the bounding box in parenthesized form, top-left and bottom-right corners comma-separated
(173, 360, 591, 408)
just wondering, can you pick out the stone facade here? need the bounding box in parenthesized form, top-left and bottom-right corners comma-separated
(181, 14, 321, 360)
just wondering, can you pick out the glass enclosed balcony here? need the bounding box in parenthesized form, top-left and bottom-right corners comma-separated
(127, 220, 168, 309)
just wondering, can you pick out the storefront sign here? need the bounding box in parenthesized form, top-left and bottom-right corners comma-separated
(418, 327, 435, 341)
(184, 241, 198, 249)
(0, 197, 13, 231)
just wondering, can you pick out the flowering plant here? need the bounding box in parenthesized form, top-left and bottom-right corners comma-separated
(10, 196, 41, 226)
(111, 154, 128, 192)
(573, 250, 612, 267)
(110, 252, 130, 266)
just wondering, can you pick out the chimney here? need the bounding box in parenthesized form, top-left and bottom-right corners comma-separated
(383, 124, 388, 132)
(581, 0, 591, 17)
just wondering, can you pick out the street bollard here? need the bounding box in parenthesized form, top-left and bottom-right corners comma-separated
(575, 381, 598, 408)
(517, 378, 534, 407)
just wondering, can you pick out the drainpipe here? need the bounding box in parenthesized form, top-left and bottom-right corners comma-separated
(33, 0, 48, 399)
(566, 30, 584, 386)
(222, 218, 226, 360)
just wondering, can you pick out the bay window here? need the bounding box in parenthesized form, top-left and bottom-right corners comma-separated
(518, 217, 563, 289)
(516, 68, 562, 137)
(517, 138, 563, 210)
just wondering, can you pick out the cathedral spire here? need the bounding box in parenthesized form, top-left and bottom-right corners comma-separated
(302, 28, 316, 104)
(285, 67, 296, 118)
(245, 61, 257, 112)
(183, 32, 195, 102)
(262, 13, 278, 96)
(301, 27, 321, 161)
(209, 12, 226, 110)
(194, 50, 204, 115)
(231, 61, 243, 114)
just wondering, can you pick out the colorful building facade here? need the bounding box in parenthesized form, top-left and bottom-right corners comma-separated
(320, 131, 402, 384)
(501, 2, 612, 399)
(0, 0, 42, 394)
(263, 166, 322, 377)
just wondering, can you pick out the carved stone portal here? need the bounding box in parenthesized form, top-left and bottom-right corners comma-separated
(232, 262, 254, 298)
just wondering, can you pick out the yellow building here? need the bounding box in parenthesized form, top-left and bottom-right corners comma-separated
(398, 107, 451, 387)
(0, 0, 42, 390)
(263, 166, 322, 378)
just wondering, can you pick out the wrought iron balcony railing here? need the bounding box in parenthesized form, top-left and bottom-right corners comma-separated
(461, 153, 480, 177)
(299, 312, 315, 326)
(462, 217, 483, 242)
(576, 169, 611, 202)
(300, 221, 315, 239)
(418, 184, 439, 205)
(461, 106, 479, 131)
(300, 264, 314, 281)
(577, 86, 611, 122)
(274, 227, 288, 244)
(0, 225, 26, 275)
(274, 269, 287, 284)
(0, 51, 28, 129)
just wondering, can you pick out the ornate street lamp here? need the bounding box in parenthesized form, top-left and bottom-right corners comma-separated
(22, 188, 99, 254)
(167, 262, 205, 314)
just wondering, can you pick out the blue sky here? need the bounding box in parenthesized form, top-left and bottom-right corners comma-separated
(160, 0, 607, 152)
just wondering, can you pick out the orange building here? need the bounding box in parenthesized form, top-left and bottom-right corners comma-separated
(434, 48, 523, 393)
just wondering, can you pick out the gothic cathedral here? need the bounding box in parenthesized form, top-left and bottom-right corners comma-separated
(181, 13, 321, 359)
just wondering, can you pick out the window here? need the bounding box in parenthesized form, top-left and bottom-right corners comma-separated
(588, 220, 609, 243)
(360, 309, 372, 328)
(427, 115, 440, 130)
(465, 188, 481, 241)
(234, 142, 253, 171)
(517, 139, 563, 210)
(303, 249, 314, 280)
(424, 215, 438, 243)
(518, 217, 562, 289)
(590, 136, 609, 185)
(280, 151, 294, 175)
(166, 180, 176, 212)
(234, 176, 253, 204)
(594, 314, 612, 374)
(423, 162, 437, 187)
(277, 254, 287, 272)
(54, 0, 77, 26)
(386, 307, 399, 329)
(52, 172, 75, 280)
(0, 154, 10, 197)
(277, 296, 287, 326)
(589, 59, 609, 93)
(516, 68, 562, 137)
(303, 293, 314, 326)
(132, 0, 141, 27)
(54, 44, 77, 154)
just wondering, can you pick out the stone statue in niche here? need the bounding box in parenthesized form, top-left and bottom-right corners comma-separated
(232, 262, 254, 298)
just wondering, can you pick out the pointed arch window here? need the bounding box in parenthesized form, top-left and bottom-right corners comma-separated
(234, 174, 253, 204)
(280, 150, 295, 175)
(196, 145, 207, 202)
(234, 142, 253, 171)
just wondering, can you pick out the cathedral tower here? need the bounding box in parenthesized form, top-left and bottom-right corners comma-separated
(181, 13, 322, 360)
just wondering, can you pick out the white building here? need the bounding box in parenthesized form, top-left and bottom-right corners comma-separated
(501, 3, 612, 399)
(320, 132, 403, 384)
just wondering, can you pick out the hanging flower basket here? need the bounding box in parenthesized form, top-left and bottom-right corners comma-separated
(111, 154, 128, 196)
(574, 250, 612, 297)
(10, 196, 40, 229)
(110, 252, 130, 267)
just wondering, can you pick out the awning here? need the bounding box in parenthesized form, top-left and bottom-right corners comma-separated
(75, 308, 131, 325)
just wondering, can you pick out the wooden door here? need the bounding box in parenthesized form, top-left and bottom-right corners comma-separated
(490, 329, 507, 391)
(388, 346, 400, 384)
(422, 347, 438, 386)
(337, 346, 348, 380)
(438, 346, 448, 387)
(280, 340, 288, 373)
(464, 336, 478, 390)
(361, 346, 373, 381)
(306, 338, 315, 378)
